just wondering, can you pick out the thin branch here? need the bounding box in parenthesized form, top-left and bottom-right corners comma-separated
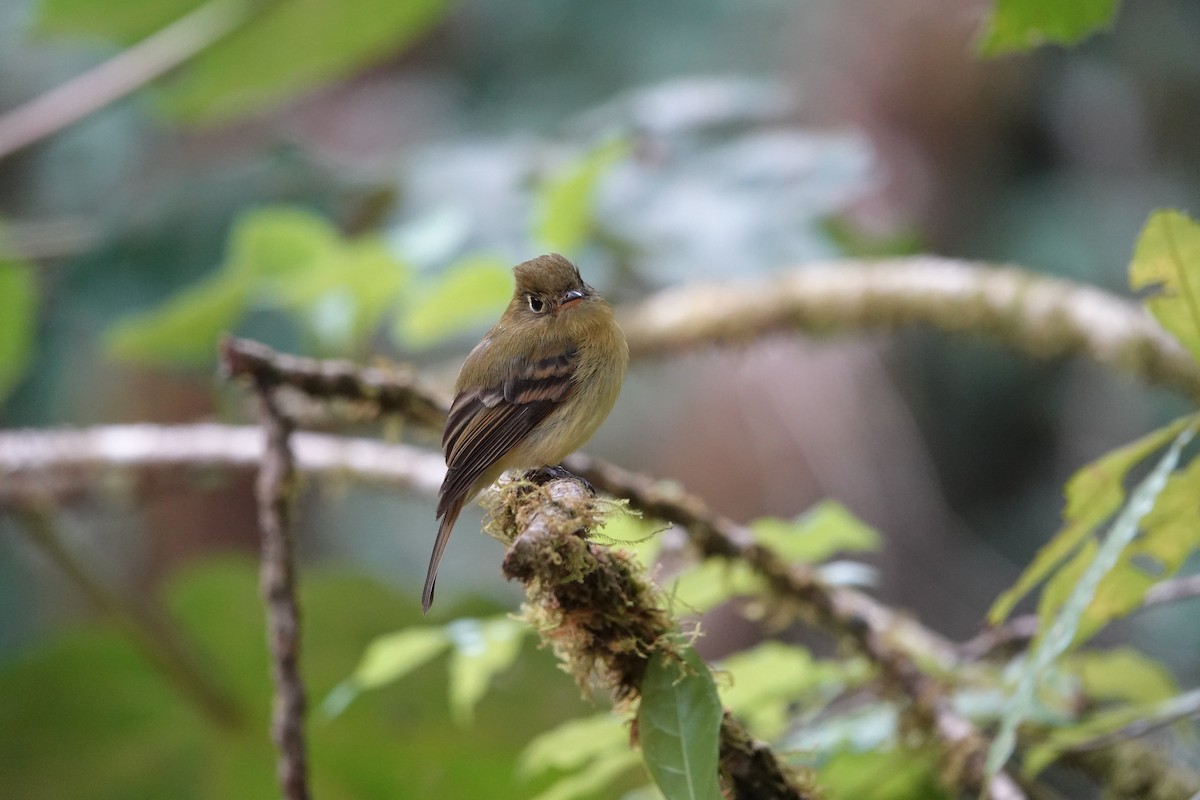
(620, 259, 1200, 400)
(493, 475, 821, 800)
(219, 336, 449, 429)
(12, 504, 242, 729)
(248, 383, 310, 800)
(0, 0, 250, 161)
(564, 453, 1025, 800)
(960, 574, 1200, 661)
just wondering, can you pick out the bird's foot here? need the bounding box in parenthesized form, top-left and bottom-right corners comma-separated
(523, 464, 596, 496)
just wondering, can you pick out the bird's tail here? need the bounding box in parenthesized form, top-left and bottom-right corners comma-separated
(422, 497, 464, 614)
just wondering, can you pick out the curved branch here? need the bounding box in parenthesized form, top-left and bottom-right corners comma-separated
(620, 259, 1200, 399)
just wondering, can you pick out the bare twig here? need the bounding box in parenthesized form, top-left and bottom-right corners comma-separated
(0, 0, 250, 161)
(961, 574, 1200, 661)
(219, 336, 449, 429)
(620, 259, 1200, 400)
(248, 383, 310, 800)
(494, 475, 821, 800)
(13, 504, 242, 729)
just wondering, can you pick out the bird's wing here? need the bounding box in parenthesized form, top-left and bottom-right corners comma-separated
(437, 346, 578, 517)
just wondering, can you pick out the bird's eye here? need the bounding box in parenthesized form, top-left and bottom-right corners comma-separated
(527, 295, 546, 313)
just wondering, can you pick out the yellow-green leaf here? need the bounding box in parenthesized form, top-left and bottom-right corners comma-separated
(446, 617, 527, 725)
(105, 271, 250, 365)
(1129, 209, 1200, 365)
(718, 642, 847, 739)
(535, 139, 629, 255)
(0, 256, 36, 399)
(395, 255, 511, 348)
(226, 206, 340, 281)
(519, 712, 628, 777)
(751, 501, 880, 564)
(1066, 648, 1178, 706)
(978, 0, 1120, 56)
(988, 415, 1193, 623)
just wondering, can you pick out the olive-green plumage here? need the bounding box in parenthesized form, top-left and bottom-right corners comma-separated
(422, 254, 628, 612)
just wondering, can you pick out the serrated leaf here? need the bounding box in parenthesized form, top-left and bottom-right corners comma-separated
(535, 139, 629, 255)
(0, 255, 36, 400)
(751, 501, 881, 564)
(447, 617, 527, 725)
(637, 648, 723, 800)
(147, 0, 449, 123)
(978, 0, 1120, 56)
(1130, 209, 1200, 364)
(105, 271, 250, 365)
(987, 422, 1196, 781)
(520, 712, 628, 777)
(989, 415, 1193, 623)
(395, 255, 512, 347)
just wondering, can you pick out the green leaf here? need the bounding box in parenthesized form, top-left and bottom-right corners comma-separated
(535, 139, 629, 255)
(1130, 209, 1200, 364)
(1066, 647, 1179, 706)
(105, 271, 251, 365)
(226, 206, 341, 281)
(718, 642, 849, 739)
(275, 238, 408, 352)
(323, 624, 450, 716)
(0, 255, 36, 400)
(168, 0, 448, 123)
(35, 0, 205, 42)
(395, 255, 512, 348)
(637, 648, 723, 800)
(669, 560, 761, 615)
(1024, 688, 1200, 777)
(528, 751, 642, 800)
(520, 712, 629, 777)
(986, 422, 1196, 781)
(1127, 453, 1200, 573)
(1037, 541, 1155, 646)
(978, 0, 1120, 55)
(988, 415, 1194, 623)
(751, 501, 881, 564)
(818, 748, 948, 800)
(447, 617, 528, 725)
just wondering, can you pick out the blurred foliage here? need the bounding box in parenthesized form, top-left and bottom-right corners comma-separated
(0, 557, 588, 799)
(35, 0, 451, 124)
(0, 249, 36, 401)
(979, 0, 1120, 55)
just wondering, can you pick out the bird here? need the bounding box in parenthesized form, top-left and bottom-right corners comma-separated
(422, 254, 628, 612)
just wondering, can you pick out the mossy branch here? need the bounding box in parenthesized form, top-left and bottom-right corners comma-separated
(488, 475, 821, 800)
(621, 258, 1200, 400)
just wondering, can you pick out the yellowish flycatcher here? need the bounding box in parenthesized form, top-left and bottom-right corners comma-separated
(422, 254, 628, 612)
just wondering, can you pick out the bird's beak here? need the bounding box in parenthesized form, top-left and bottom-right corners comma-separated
(559, 289, 585, 310)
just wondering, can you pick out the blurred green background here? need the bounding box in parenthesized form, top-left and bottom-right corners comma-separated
(2, 0, 1200, 796)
